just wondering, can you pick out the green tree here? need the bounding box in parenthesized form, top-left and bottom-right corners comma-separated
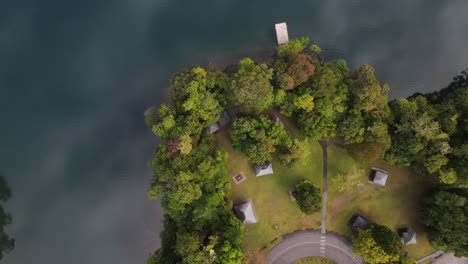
(175, 231, 214, 264)
(216, 240, 243, 264)
(276, 37, 310, 57)
(310, 44, 321, 55)
(385, 96, 452, 177)
(421, 190, 468, 256)
(278, 139, 309, 167)
(229, 115, 290, 164)
(294, 94, 314, 112)
(349, 64, 390, 114)
(154, 66, 223, 138)
(295, 180, 321, 214)
(438, 168, 457, 184)
(297, 60, 349, 140)
(452, 143, 468, 184)
(178, 135, 193, 155)
(340, 64, 391, 147)
(229, 58, 274, 113)
(352, 224, 403, 264)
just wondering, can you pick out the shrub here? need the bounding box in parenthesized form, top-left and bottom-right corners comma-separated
(295, 180, 321, 214)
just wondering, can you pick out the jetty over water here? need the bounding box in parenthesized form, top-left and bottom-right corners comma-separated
(275, 22, 289, 45)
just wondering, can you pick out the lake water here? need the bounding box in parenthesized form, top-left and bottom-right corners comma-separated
(1, 0, 468, 263)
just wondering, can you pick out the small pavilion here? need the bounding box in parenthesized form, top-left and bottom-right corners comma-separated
(401, 228, 417, 245)
(208, 108, 239, 134)
(349, 214, 369, 232)
(254, 162, 274, 177)
(234, 200, 257, 225)
(369, 167, 389, 187)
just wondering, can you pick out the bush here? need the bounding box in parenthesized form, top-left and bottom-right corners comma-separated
(295, 180, 321, 214)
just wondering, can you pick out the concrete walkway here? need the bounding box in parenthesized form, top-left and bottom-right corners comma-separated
(319, 141, 328, 234)
(264, 230, 364, 264)
(265, 141, 364, 264)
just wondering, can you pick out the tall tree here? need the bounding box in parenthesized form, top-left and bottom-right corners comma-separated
(297, 60, 349, 140)
(421, 189, 468, 256)
(339, 64, 391, 147)
(229, 115, 291, 164)
(229, 58, 274, 113)
(295, 180, 321, 214)
(276, 37, 310, 58)
(353, 224, 403, 264)
(152, 66, 223, 139)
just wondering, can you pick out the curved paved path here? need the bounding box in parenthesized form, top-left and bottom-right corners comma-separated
(265, 141, 364, 264)
(264, 230, 364, 264)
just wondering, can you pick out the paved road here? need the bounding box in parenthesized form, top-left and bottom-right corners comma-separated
(264, 230, 364, 264)
(418, 251, 468, 264)
(432, 253, 468, 264)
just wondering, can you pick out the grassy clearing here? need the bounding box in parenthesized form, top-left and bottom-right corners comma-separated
(214, 113, 324, 261)
(292, 256, 336, 264)
(214, 111, 437, 261)
(326, 146, 437, 259)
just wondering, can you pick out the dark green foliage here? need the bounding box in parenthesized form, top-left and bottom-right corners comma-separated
(295, 180, 321, 214)
(152, 66, 223, 139)
(229, 115, 290, 164)
(206, 68, 230, 107)
(339, 64, 391, 148)
(229, 58, 274, 113)
(147, 40, 468, 264)
(421, 189, 468, 256)
(147, 135, 245, 263)
(384, 88, 468, 183)
(297, 111, 337, 139)
(296, 60, 349, 140)
(278, 139, 308, 167)
(0, 176, 14, 260)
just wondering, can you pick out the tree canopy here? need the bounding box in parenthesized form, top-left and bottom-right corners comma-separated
(228, 58, 274, 113)
(421, 189, 468, 256)
(229, 115, 291, 165)
(295, 180, 321, 214)
(352, 224, 403, 264)
(145, 39, 468, 263)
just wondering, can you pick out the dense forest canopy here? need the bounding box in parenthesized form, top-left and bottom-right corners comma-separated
(145, 37, 468, 263)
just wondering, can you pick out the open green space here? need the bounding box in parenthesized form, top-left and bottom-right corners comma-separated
(326, 146, 437, 259)
(214, 113, 324, 261)
(292, 256, 336, 264)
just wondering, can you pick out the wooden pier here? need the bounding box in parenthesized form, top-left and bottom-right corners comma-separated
(275, 22, 289, 45)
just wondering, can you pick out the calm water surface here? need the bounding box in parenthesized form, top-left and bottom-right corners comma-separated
(1, 0, 468, 263)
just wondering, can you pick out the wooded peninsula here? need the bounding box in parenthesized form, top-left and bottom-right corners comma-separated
(144, 37, 468, 264)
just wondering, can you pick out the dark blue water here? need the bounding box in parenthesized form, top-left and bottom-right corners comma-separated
(1, 0, 468, 263)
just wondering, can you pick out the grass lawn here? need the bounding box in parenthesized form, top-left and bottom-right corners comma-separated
(292, 256, 336, 264)
(213, 111, 437, 261)
(214, 113, 325, 262)
(326, 146, 437, 259)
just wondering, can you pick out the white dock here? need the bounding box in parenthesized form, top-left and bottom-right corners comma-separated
(275, 22, 289, 45)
